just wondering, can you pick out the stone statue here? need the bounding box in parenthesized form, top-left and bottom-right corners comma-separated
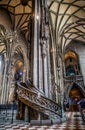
(41, 36, 47, 57)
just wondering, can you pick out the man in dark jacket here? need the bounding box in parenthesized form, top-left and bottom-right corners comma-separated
(78, 98, 85, 122)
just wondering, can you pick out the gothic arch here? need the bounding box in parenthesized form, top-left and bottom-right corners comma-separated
(11, 39, 29, 82)
(64, 82, 85, 100)
(8, 35, 30, 102)
(64, 50, 81, 76)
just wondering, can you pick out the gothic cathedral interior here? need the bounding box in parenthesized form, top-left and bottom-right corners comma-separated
(0, 0, 85, 123)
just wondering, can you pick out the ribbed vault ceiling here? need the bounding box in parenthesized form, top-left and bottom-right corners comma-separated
(0, 0, 85, 53)
(0, 0, 32, 37)
(48, 0, 85, 52)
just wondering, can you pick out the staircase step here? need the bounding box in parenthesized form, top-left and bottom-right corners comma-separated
(30, 120, 41, 126)
(30, 119, 52, 126)
(52, 119, 61, 124)
(41, 119, 52, 125)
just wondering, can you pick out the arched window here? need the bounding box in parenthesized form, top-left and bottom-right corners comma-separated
(66, 66, 75, 76)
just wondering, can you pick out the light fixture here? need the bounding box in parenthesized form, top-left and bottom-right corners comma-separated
(36, 15, 39, 20)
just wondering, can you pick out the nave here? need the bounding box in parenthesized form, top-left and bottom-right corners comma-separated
(0, 112, 85, 130)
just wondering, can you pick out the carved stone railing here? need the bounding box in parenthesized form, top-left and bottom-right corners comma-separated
(17, 82, 62, 118)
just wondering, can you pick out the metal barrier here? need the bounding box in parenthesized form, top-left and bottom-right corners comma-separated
(0, 103, 17, 124)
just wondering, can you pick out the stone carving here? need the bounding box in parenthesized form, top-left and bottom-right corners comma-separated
(41, 36, 47, 57)
(17, 83, 62, 117)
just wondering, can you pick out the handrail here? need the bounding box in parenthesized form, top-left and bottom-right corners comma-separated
(26, 80, 45, 95)
(17, 82, 62, 118)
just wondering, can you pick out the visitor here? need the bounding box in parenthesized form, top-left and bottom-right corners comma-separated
(72, 98, 78, 111)
(64, 99, 68, 111)
(78, 98, 85, 122)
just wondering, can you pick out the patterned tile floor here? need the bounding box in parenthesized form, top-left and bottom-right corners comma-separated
(0, 112, 85, 130)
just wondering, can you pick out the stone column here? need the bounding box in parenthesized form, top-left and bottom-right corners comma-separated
(39, 0, 51, 97)
(41, 37, 48, 96)
(47, 46, 52, 99)
(43, 54, 48, 96)
(38, 112, 41, 120)
(39, 41, 43, 92)
(45, 23, 52, 98)
(31, 0, 39, 87)
(0, 55, 4, 97)
(57, 66, 61, 104)
(1, 58, 8, 104)
(58, 55, 67, 120)
(25, 106, 29, 122)
(38, 0, 43, 92)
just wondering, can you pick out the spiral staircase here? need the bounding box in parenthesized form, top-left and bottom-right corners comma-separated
(16, 81, 63, 124)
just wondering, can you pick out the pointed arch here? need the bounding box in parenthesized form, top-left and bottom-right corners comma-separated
(11, 38, 29, 82)
(64, 82, 85, 100)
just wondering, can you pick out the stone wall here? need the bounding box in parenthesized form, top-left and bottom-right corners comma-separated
(76, 43, 85, 85)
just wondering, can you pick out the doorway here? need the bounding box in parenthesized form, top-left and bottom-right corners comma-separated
(69, 83, 84, 111)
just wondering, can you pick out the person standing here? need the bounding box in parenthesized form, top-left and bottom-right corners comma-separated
(78, 98, 85, 122)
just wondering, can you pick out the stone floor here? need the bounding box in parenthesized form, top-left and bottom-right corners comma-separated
(0, 112, 85, 130)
